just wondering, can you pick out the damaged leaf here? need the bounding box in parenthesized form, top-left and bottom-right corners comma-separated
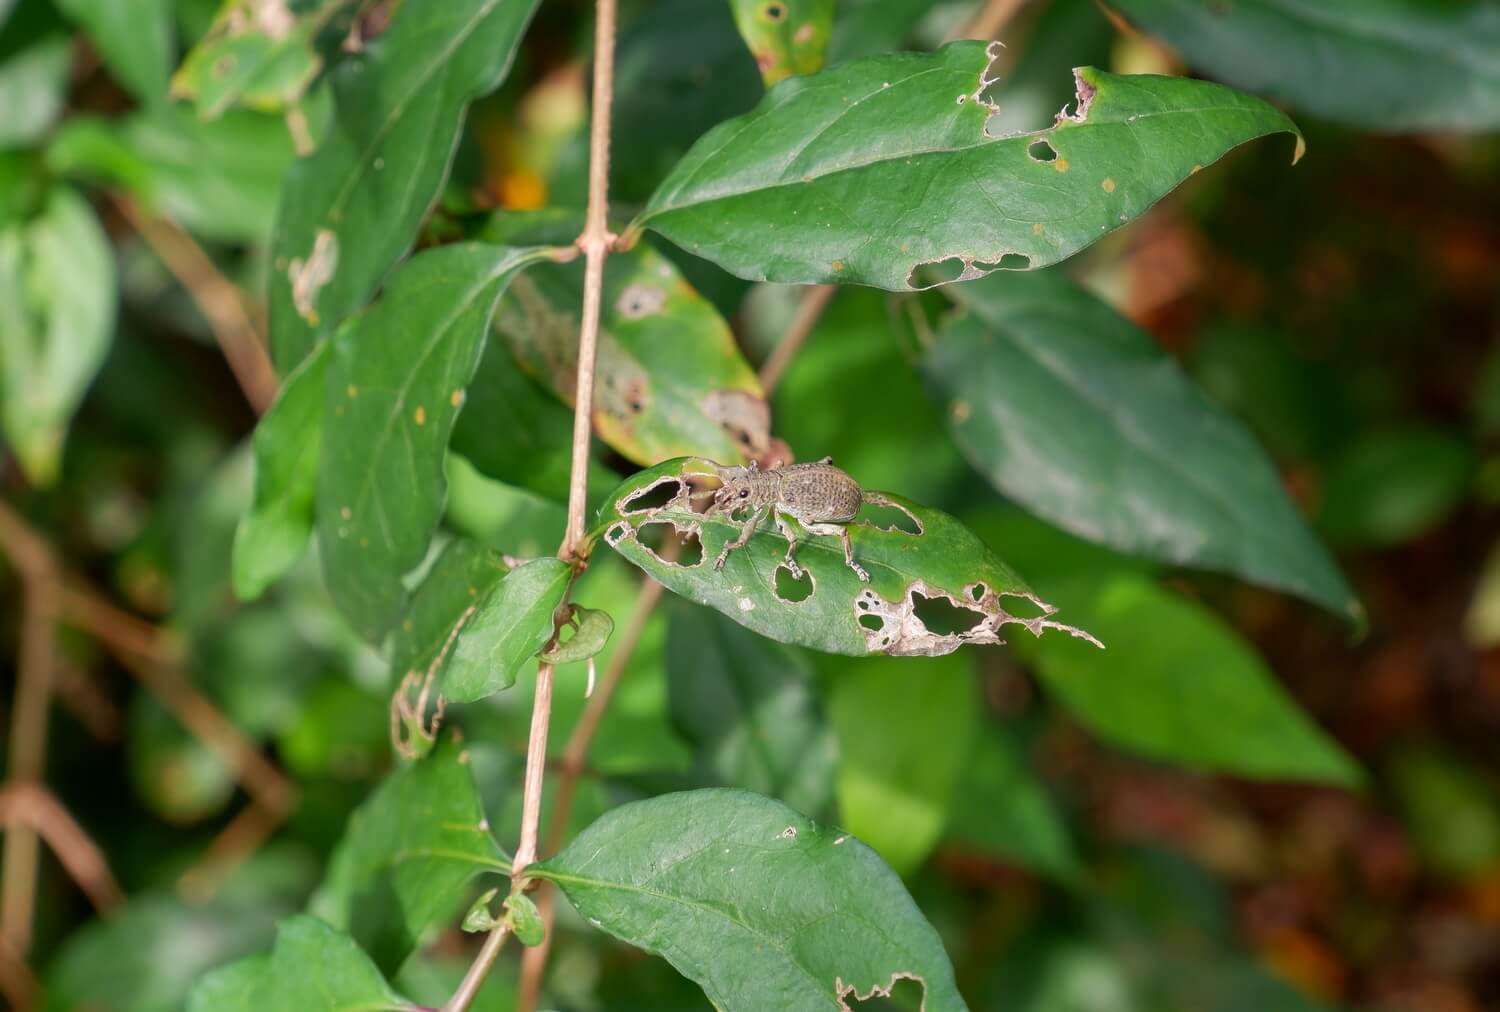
(387, 537, 513, 684)
(730, 0, 834, 87)
(926, 270, 1359, 623)
(233, 339, 327, 601)
(632, 42, 1303, 289)
(171, 0, 339, 120)
(310, 738, 510, 975)
(317, 243, 547, 641)
(533, 789, 969, 1012)
(1106, 0, 1500, 133)
(268, 0, 541, 370)
(497, 243, 771, 466)
(442, 557, 571, 703)
(595, 458, 1099, 657)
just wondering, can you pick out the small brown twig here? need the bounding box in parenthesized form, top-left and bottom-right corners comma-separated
(0, 933, 38, 1012)
(756, 284, 837, 392)
(113, 196, 278, 415)
(0, 782, 123, 914)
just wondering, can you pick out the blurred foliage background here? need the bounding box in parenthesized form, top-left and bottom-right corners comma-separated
(1, 0, 1499, 1010)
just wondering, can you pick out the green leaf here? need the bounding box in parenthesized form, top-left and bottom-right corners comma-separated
(539, 605, 614, 665)
(1021, 573, 1362, 786)
(730, 0, 834, 86)
(505, 892, 545, 947)
(596, 457, 1099, 657)
(827, 653, 976, 875)
(197, 915, 414, 1011)
(315, 243, 544, 641)
(267, 0, 541, 371)
(462, 888, 501, 933)
(233, 339, 327, 601)
(57, 0, 172, 102)
(633, 43, 1302, 289)
(0, 32, 70, 147)
(443, 557, 571, 703)
(534, 789, 970, 1012)
(47, 106, 302, 243)
(0, 185, 115, 486)
(310, 739, 510, 974)
(496, 242, 770, 467)
(389, 537, 513, 684)
(666, 601, 836, 815)
(1388, 744, 1500, 879)
(926, 270, 1358, 623)
(1105, 0, 1500, 133)
(172, 0, 347, 118)
(1317, 428, 1475, 547)
(946, 725, 1080, 882)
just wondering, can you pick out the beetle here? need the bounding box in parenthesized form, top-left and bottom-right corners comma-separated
(705, 456, 872, 582)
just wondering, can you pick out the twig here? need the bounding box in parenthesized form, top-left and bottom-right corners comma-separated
(0, 782, 122, 914)
(756, 284, 836, 392)
(0, 933, 38, 1012)
(113, 196, 278, 415)
(447, 2, 619, 1010)
(178, 799, 289, 902)
(51, 660, 122, 742)
(949, 0, 1028, 41)
(0, 499, 61, 958)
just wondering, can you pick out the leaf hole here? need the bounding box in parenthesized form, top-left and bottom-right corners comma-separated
(924, 256, 968, 285)
(638, 522, 703, 567)
(620, 478, 685, 515)
(604, 522, 630, 547)
(1028, 139, 1058, 163)
(911, 592, 985, 636)
(1000, 591, 1052, 620)
(845, 976, 927, 1009)
(975, 253, 1031, 271)
(773, 564, 814, 603)
(856, 499, 922, 535)
(858, 613, 884, 631)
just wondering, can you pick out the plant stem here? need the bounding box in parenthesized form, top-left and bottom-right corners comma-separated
(441, 922, 512, 1012)
(756, 283, 836, 392)
(951, 0, 1028, 41)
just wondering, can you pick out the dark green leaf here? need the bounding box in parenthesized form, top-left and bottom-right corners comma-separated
(1317, 428, 1475, 547)
(267, 0, 541, 370)
(389, 537, 513, 684)
(827, 653, 976, 875)
(496, 243, 770, 467)
(666, 601, 836, 814)
(1106, 0, 1500, 133)
(634, 43, 1302, 289)
(597, 457, 1099, 657)
(233, 338, 327, 601)
(443, 557, 571, 703)
(315, 243, 544, 641)
(539, 604, 614, 665)
(1021, 573, 1362, 785)
(310, 739, 510, 974)
(57, 0, 172, 102)
(534, 789, 969, 1012)
(0, 184, 116, 485)
(926, 270, 1358, 622)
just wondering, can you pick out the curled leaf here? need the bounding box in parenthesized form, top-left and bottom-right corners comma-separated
(539, 604, 615, 665)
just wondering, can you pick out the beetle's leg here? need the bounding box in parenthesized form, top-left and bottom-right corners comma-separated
(774, 511, 804, 579)
(803, 522, 869, 582)
(714, 505, 766, 571)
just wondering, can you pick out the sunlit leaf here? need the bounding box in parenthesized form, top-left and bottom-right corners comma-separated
(1106, 0, 1500, 133)
(496, 243, 770, 466)
(267, 0, 541, 371)
(57, 0, 172, 102)
(0, 184, 115, 485)
(633, 42, 1302, 289)
(1020, 573, 1362, 786)
(926, 270, 1358, 622)
(730, 0, 833, 86)
(595, 457, 1098, 657)
(443, 557, 571, 703)
(315, 243, 546, 641)
(533, 789, 970, 1012)
(666, 601, 836, 814)
(0, 31, 70, 147)
(310, 739, 510, 974)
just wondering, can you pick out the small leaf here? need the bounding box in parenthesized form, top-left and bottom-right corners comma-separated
(310, 739, 510, 974)
(233, 339, 327, 601)
(443, 557, 571, 703)
(0, 33, 71, 147)
(925, 270, 1358, 623)
(388, 538, 513, 684)
(1388, 744, 1500, 879)
(200, 915, 412, 1011)
(596, 457, 1098, 657)
(533, 789, 970, 1012)
(315, 243, 545, 641)
(186, 954, 269, 1012)
(1106, 0, 1500, 133)
(57, 0, 172, 102)
(666, 601, 836, 814)
(730, 0, 834, 86)
(1317, 428, 1475, 548)
(634, 43, 1302, 289)
(539, 605, 614, 665)
(172, 0, 339, 119)
(462, 888, 501, 933)
(267, 0, 542, 371)
(827, 653, 977, 875)
(1020, 573, 1362, 786)
(496, 242, 771, 466)
(505, 892, 545, 947)
(0, 185, 115, 486)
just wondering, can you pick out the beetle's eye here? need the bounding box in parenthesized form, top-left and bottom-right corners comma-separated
(739, 488, 749, 498)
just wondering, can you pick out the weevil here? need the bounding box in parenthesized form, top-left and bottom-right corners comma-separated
(704, 456, 874, 582)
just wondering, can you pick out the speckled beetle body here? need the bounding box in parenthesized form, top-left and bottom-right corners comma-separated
(709, 457, 870, 581)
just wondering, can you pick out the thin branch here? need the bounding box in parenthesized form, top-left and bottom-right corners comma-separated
(0, 933, 38, 1012)
(441, 922, 512, 1012)
(113, 196, 278, 415)
(949, 0, 1028, 41)
(51, 660, 122, 742)
(756, 284, 836, 392)
(0, 782, 122, 914)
